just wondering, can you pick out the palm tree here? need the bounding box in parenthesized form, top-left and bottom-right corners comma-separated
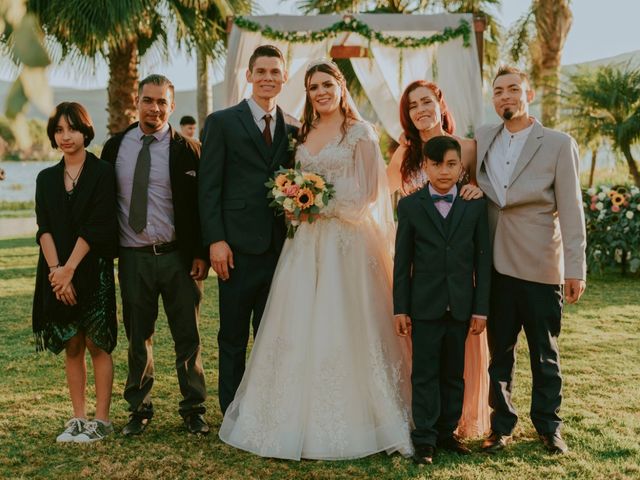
(27, 0, 249, 135)
(508, 0, 573, 128)
(562, 65, 640, 187)
(195, 0, 252, 132)
(560, 69, 604, 187)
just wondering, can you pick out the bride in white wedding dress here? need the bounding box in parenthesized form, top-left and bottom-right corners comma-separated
(218, 59, 413, 460)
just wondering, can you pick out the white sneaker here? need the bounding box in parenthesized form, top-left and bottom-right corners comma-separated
(74, 420, 114, 443)
(56, 418, 87, 443)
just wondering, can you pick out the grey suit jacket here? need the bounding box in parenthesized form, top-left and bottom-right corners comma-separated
(475, 119, 586, 285)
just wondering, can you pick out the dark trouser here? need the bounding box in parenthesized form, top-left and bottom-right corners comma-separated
(217, 249, 279, 414)
(411, 312, 468, 448)
(488, 270, 564, 435)
(119, 248, 206, 419)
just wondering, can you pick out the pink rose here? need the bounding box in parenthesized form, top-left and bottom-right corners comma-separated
(591, 195, 598, 202)
(611, 205, 620, 212)
(590, 203, 597, 211)
(283, 184, 300, 197)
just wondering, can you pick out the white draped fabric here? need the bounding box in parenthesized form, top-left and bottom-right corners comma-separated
(222, 13, 483, 140)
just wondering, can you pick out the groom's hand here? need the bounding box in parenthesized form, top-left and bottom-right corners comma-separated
(564, 278, 586, 304)
(394, 314, 411, 337)
(210, 241, 234, 281)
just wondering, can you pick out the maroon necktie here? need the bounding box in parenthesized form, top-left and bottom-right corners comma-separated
(262, 114, 272, 147)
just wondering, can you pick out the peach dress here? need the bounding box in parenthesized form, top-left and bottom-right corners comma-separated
(401, 171, 491, 439)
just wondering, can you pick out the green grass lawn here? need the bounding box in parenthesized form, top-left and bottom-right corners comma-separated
(1, 236, 639, 480)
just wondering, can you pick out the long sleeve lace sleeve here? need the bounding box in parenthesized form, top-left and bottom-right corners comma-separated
(322, 124, 383, 224)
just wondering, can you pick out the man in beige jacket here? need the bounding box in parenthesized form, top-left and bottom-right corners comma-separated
(476, 66, 586, 455)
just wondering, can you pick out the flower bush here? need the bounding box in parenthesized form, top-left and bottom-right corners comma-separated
(583, 185, 640, 273)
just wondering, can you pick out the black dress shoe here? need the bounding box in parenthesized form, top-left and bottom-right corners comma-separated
(184, 413, 210, 435)
(438, 435, 472, 455)
(122, 416, 150, 436)
(540, 432, 568, 454)
(412, 445, 435, 465)
(481, 431, 512, 453)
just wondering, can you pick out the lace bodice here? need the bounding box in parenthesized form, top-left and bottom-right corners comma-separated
(295, 121, 381, 223)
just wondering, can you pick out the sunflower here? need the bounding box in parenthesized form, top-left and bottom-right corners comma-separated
(611, 193, 625, 207)
(275, 174, 292, 189)
(303, 173, 326, 189)
(295, 188, 315, 209)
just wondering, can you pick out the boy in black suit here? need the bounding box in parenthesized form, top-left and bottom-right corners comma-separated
(393, 136, 492, 464)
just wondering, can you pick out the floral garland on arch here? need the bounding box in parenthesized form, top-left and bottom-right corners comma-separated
(233, 15, 472, 49)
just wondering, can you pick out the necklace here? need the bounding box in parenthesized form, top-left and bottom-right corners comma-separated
(64, 161, 85, 190)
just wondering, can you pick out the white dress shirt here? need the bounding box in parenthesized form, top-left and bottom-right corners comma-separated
(246, 97, 276, 139)
(485, 121, 534, 207)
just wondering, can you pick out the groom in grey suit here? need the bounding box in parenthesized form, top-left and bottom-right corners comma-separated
(475, 66, 586, 454)
(199, 45, 298, 414)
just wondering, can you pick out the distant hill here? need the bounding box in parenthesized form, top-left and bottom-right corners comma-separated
(562, 49, 640, 76)
(0, 81, 225, 144)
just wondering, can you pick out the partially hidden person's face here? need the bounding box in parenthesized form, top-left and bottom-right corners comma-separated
(55, 115, 85, 156)
(137, 83, 175, 134)
(180, 124, 197, 138)
(425, 149, 462, 193)
(408, 86, 442, 132)
(492, 73, 534, 121)
(247, 56, 287, 101)
(307, 71, 342, 116)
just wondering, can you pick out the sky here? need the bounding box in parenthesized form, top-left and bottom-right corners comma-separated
(2, 0, 640, 90)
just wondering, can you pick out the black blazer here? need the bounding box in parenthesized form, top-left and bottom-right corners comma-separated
(33, 152, 118, 342)
(393, 185, 492, 322)
(101, 122, 206, 261)
(198, 99, 298, 255)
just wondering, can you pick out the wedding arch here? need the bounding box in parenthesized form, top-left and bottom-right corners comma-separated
(222, 13, 484, 141)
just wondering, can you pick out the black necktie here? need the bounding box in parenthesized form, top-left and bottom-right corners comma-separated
(128, 135, 155, 233)
(262, 114, 272, 147)
(431, 193, 454, 203)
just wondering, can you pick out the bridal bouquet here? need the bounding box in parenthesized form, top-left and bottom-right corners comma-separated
(266, 163, 335, 238)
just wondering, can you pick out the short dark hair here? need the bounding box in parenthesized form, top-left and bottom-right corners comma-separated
(138, 74, 175, 101)
(46, 102, 95, 149)
(248, 45, 285, 72)
(493, 65, 531, 88)
(180, 115, 196, 126)
(423, 135, 461, 165)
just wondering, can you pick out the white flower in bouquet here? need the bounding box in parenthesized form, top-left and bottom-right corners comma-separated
(283, 197, 295, 212)
(597, 192, 606, 200)
(314, 194, 325, 208)
(587, 187, 597, 196)
(626, 211, 634, 220)
(595, 202, 604, 211)
(293, 174, 304, 185)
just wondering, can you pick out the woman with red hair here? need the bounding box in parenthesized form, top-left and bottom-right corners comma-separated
(387, 80, 480, 197)
(387, 80, 490, 441)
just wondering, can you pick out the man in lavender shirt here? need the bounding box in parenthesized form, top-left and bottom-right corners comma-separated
(101, 74, 209, 436)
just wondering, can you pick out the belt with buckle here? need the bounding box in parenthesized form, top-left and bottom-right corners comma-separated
(126, 241, 178, 255)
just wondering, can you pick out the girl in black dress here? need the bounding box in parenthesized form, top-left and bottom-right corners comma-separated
(33, 102, 118, 443)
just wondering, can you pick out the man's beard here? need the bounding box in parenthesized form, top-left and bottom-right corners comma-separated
(503, 109, 514, 120)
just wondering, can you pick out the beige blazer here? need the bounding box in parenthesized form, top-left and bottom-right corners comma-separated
(476, 119, 586, 285)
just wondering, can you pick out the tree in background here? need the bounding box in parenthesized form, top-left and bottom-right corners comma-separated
(0, 0, 52, 148)
(561, 67, 605, 187)
(508, 0, 573, 127)
(562, 65, 640, 187)
(26, 0, 249, 135)
(196, 0, 252, 132)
